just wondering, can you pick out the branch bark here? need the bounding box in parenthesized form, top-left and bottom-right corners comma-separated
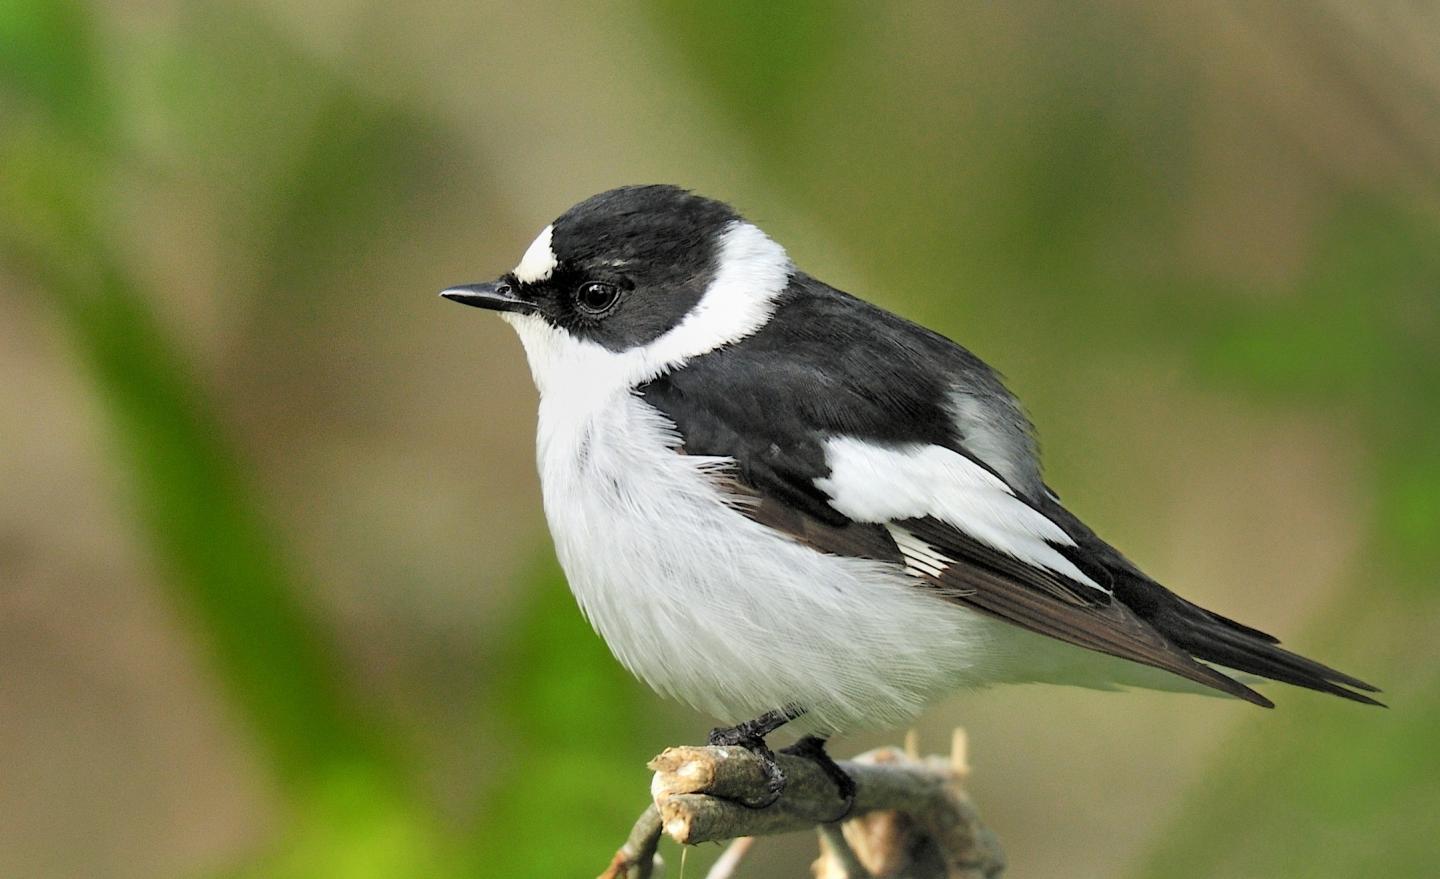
(601, 730, 1004, 879)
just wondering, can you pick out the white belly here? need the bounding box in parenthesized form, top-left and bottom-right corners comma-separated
(535, 391, 1017, 735)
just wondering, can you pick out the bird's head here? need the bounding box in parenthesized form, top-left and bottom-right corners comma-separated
(442, 185, 792, 395)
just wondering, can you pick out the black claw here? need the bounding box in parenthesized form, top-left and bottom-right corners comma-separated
(707, 728, 786, 808)
(706, 725, 743, 747)
(781, 735, 856, 821)
(706, 708, 804, 809)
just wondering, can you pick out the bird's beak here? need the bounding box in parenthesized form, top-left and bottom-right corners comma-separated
(439, 280, 536, 314)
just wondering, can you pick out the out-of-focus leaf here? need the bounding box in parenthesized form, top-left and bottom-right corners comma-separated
(1134, 203, 1440, 879)
(1, 183, 394, 795)
(646, 0, 849, 138)
(1135, 591, 1440, 879)
(1185, 201, 1440, 576)
(0, 0, 111, 141)
(466, 556, 655, 878)
(1, 0, 403, 836)
(231, 768, 455, 879)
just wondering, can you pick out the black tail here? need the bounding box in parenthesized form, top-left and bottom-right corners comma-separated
(1034, 492, 1383, 706)
(1151, 597, 1384, 707)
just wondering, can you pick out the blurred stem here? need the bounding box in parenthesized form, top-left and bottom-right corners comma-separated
(5, 222, 396, 794)
(92, 262, 390, 786)
(1, 1, 395, 796)
(4, 5, 475, 875)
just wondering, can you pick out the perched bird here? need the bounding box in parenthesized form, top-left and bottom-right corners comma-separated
(442, 185, 1379, 809)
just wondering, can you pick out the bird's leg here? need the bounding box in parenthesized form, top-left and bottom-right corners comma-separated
(707, 706, 803, 809)
(780, 735, 856, 821)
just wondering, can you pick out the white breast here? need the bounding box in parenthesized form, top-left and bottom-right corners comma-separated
(535, 388, 1023, 734)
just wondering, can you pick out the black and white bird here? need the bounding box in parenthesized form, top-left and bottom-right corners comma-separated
(442, 185, 1379, 808)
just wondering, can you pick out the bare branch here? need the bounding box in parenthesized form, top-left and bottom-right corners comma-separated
(605, 730, 1005, 879)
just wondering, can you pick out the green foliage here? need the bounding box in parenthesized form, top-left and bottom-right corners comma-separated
(2, 0, 381, 791)
(0, 0, 110, 141)
(1133, 201, 1440, 879)
(1, 2, 654, 874)
(647, 0, 850, 139)
(469, 558, 655, 877)
(2, 21, 443, 879)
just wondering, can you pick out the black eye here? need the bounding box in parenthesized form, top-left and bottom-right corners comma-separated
(575, 281, 620, 315)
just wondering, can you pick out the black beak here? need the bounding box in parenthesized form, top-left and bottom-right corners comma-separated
(439, 280, 535, 314)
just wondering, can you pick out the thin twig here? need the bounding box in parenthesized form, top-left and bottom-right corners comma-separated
(599, 802, 664, 879)
(703, 836, 755, 879)
(817, 823, 875, 879)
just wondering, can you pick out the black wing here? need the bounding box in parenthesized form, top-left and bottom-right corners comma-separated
(640, 276, 1380, 706)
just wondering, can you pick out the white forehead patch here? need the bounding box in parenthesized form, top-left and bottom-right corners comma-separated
(513, 224, 558, 283)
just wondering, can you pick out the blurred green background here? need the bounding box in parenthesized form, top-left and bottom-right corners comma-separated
(3, 2, 1438, 877)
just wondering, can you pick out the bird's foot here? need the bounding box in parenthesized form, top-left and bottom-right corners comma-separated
(780, 735, 856, 822)
(707, 725, 786, 808)
(706, 709, 798, 809)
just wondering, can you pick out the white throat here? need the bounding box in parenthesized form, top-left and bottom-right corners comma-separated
(501, 220, 792, 402)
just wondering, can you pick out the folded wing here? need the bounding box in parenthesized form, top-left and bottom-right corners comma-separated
(639, 276, 1379, 706)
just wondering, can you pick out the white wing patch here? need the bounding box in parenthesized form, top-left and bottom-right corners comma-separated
(816, 437, 1108, 593)
(513, 224, 558, 283)
(887, 525, 958, 580)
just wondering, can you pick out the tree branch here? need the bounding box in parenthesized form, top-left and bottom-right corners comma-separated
(601, 730, 1005, 878)
(600, 803, 663, 879)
